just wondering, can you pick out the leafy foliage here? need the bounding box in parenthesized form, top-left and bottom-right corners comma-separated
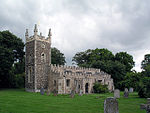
(0, 31, 24, 88)
(93, 82, 108, 93)
(138, 54, 150, 98)
(141, 64, 150, 77)
(72, 48, 134, 90)
(141, 54, 150, 69)
(138, 77, 150, 98)
(115, 52, 135, 72)
(121, 71, 141, 91)
(51, 47, 66, 65)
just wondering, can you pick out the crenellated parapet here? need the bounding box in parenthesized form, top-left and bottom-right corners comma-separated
(25, 24, 51, 43)
(50, 64, 112, 79)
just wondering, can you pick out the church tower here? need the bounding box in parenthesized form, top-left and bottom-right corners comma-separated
(25, 24, 52, 92)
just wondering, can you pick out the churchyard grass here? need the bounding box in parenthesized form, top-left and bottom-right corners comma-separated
(0, 89, 146, 113)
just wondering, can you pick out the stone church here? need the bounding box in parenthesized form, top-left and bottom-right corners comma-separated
(25, 25, 114, 94)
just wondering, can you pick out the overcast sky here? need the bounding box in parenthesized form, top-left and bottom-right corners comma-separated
(0, 0, 150, 72)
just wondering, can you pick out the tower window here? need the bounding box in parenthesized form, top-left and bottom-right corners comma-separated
(28, 67, 32, 83)
(29, 54, 32, 62)
(41, 53, 46, 62)
(66, 79, 70, 87)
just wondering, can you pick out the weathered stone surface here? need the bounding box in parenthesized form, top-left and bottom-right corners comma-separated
(79, 90, 83, 96)
(114, 89, 120, 98)
(140, 98, 150, 113)
(47, 89, 50, 96)
(129, 88, 134, 93)
(104, 97, 119, 113)
(70, 90, 75, 98)
(124, 88, 129, 98)
(148, 98, 150, 104)
(125, 88, 128, 92)
(141, 104, 150, 113)
(40, 88, 44, 95)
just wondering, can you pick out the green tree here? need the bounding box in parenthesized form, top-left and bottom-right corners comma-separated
(0, 31, 24, 88)
(138, 77, 150, 98)
(72, 48, 114, 67)
(138, 54, 150, 98)
(141, 54, 150, 69)
(72, 49, 92, 67)
(51, 47, 66, 65)
(141, 64, 150, 77)
(72, 48, 134, 90)
(115, 52, 135, 72)
(121, 71, 141, 91)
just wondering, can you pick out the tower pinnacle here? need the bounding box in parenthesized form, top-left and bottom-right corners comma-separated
(34, 24, 38, 36)
(48, 28, 52, 37)
(25, 29, 29, 38)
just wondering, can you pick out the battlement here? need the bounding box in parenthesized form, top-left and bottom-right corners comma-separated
(25, 24, 51, 43)
(50, 64, 111, 78)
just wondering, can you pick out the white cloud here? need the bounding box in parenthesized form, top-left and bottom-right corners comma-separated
(0, 0, 150, 71)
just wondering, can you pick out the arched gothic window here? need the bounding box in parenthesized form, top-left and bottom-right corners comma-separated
(66, 79, 70, 87)
(54, 80, 56, 86)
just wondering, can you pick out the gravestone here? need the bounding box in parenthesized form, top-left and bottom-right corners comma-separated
(148, 98, 150, 104)
(114, 89, 120, 98)
(70, 90, 75, 98)
(104, 97, 119, 113)
(53, 89, 58, 96)
(79, 90, 83, 96)
(129, 88, 134, 93)
(40, 88, 44, 95)
(125, 88, 128, 92)
(124, 88, 129, 98)
(140, 98, 150, 113)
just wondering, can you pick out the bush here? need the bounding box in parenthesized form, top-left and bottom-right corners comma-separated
(14, 73, 25, 88)
(93, 82, 108, 93)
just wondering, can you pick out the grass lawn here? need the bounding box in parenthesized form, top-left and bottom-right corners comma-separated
(0, 89, 147, 113)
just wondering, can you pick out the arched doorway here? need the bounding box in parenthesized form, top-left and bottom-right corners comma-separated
(85, 83, 89, 93)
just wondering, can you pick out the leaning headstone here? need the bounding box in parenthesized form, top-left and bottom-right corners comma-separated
(124, 88, 129, 98)
(53, 89, 58, 96)
(104, 97, 119, 113)
(70, 90, 75, 98)
(140, 98, 150, 113)
(114, 89, 120, 98)
(79, 90, 83, 96)
(40, 88, 44, 95)
(129, 88, 134, 93)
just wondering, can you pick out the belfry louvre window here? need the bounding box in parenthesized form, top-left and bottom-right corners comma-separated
(66, 79, 70, 87)
(28, 67, 32, 83)
(41, 53, 46, 62)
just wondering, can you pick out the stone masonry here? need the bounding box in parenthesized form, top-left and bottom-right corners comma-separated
(25, 25, 115, 94)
